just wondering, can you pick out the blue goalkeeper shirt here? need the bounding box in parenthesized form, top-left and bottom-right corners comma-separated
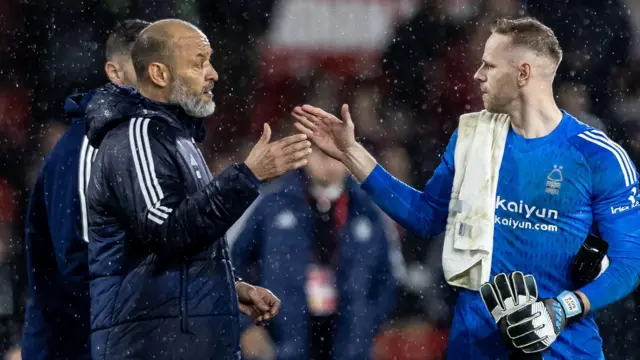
(361, 111, 640, 360)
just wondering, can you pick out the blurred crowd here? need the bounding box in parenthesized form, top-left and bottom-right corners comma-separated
(1, 0, 640, 359)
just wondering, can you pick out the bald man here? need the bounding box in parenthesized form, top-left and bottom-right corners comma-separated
(83, 19, 312, 360)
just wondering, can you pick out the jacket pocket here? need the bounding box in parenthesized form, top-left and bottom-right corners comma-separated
(180, 263, 188, 332)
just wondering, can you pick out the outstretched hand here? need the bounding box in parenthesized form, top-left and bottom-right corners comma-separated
(244, 123, 312, 182)
(291, 104, 357, 162)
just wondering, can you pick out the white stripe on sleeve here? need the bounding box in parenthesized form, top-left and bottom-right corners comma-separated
(141, 118, 172, 213)
(78, 136, 91, 243)
(129, 117, 172, 224)
(587, 130, 637, 183)
(578, 132, 631, 187)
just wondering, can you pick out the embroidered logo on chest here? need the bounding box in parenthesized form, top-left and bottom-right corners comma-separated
(545, 165, 563, 195)
(176, 138, 207, 183)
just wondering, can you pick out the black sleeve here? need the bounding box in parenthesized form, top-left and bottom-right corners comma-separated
(108, 118, 261, 259)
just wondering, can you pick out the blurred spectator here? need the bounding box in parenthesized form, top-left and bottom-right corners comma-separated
(611, 61, 640, 127)
(231, 146, 397, 360)
(0, 78, 30, 150)
(379, 106, 413, 146)
(377, 144, 455, 335)
(556, 82, 608, 133)
(379, 146, 411, 184)
(351, 82, 384, 144)
(381, 0, 463, 113)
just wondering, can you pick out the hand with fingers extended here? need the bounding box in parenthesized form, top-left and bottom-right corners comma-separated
(236, 281, 281, 326)
(291, 104, 378, 182)
(480, 271, 544, 360)
(244, 123, 312, 182)
(291, 104, 357, 162)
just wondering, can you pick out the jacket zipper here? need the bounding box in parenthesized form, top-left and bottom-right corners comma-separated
(222, 243, 240, 346)
(180, 263, 188, 332)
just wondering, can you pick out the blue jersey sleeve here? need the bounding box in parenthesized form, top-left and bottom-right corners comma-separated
(360, 130, 456, 238)
(578, 135, 640, 312)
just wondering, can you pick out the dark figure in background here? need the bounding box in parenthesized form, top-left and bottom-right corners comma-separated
(21, 19, 150, 360)
(232, 146, 396, 360)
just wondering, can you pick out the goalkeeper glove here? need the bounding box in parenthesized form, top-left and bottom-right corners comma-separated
(505, 290, 584, 354)
(480, 271, 542, 359)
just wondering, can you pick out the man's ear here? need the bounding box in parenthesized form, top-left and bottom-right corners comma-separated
(148, 63, 171, 88)
(105, 61, 123, 85)
(518, 62, 531, 87)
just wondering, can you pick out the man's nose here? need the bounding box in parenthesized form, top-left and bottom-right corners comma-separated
(207, 66, 219, 82)
(473, 70, 484, 82)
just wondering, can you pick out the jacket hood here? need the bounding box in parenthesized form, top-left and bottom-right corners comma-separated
(85, 83, 206, 147)
(64, 92, 94, 124)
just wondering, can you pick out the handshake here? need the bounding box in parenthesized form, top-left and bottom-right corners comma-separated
(242, 104, 355, 183)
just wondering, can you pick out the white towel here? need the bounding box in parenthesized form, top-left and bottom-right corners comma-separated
(442, 110, 511, 290)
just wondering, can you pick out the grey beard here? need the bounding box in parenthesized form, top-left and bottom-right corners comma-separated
(168, 78, 216, 118)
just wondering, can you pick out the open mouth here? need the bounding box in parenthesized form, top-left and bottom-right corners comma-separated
(202, 85, 214, 96)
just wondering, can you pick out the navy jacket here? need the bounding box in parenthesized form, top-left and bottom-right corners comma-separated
(22, 92, 94, 360)
(231, 171, 396, 360)
(84, 84, 261, 360)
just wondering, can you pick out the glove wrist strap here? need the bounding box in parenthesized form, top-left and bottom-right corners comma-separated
(556, 290, 583, 322)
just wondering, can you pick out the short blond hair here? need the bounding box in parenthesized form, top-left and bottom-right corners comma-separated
(492, 17, 563, 65)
